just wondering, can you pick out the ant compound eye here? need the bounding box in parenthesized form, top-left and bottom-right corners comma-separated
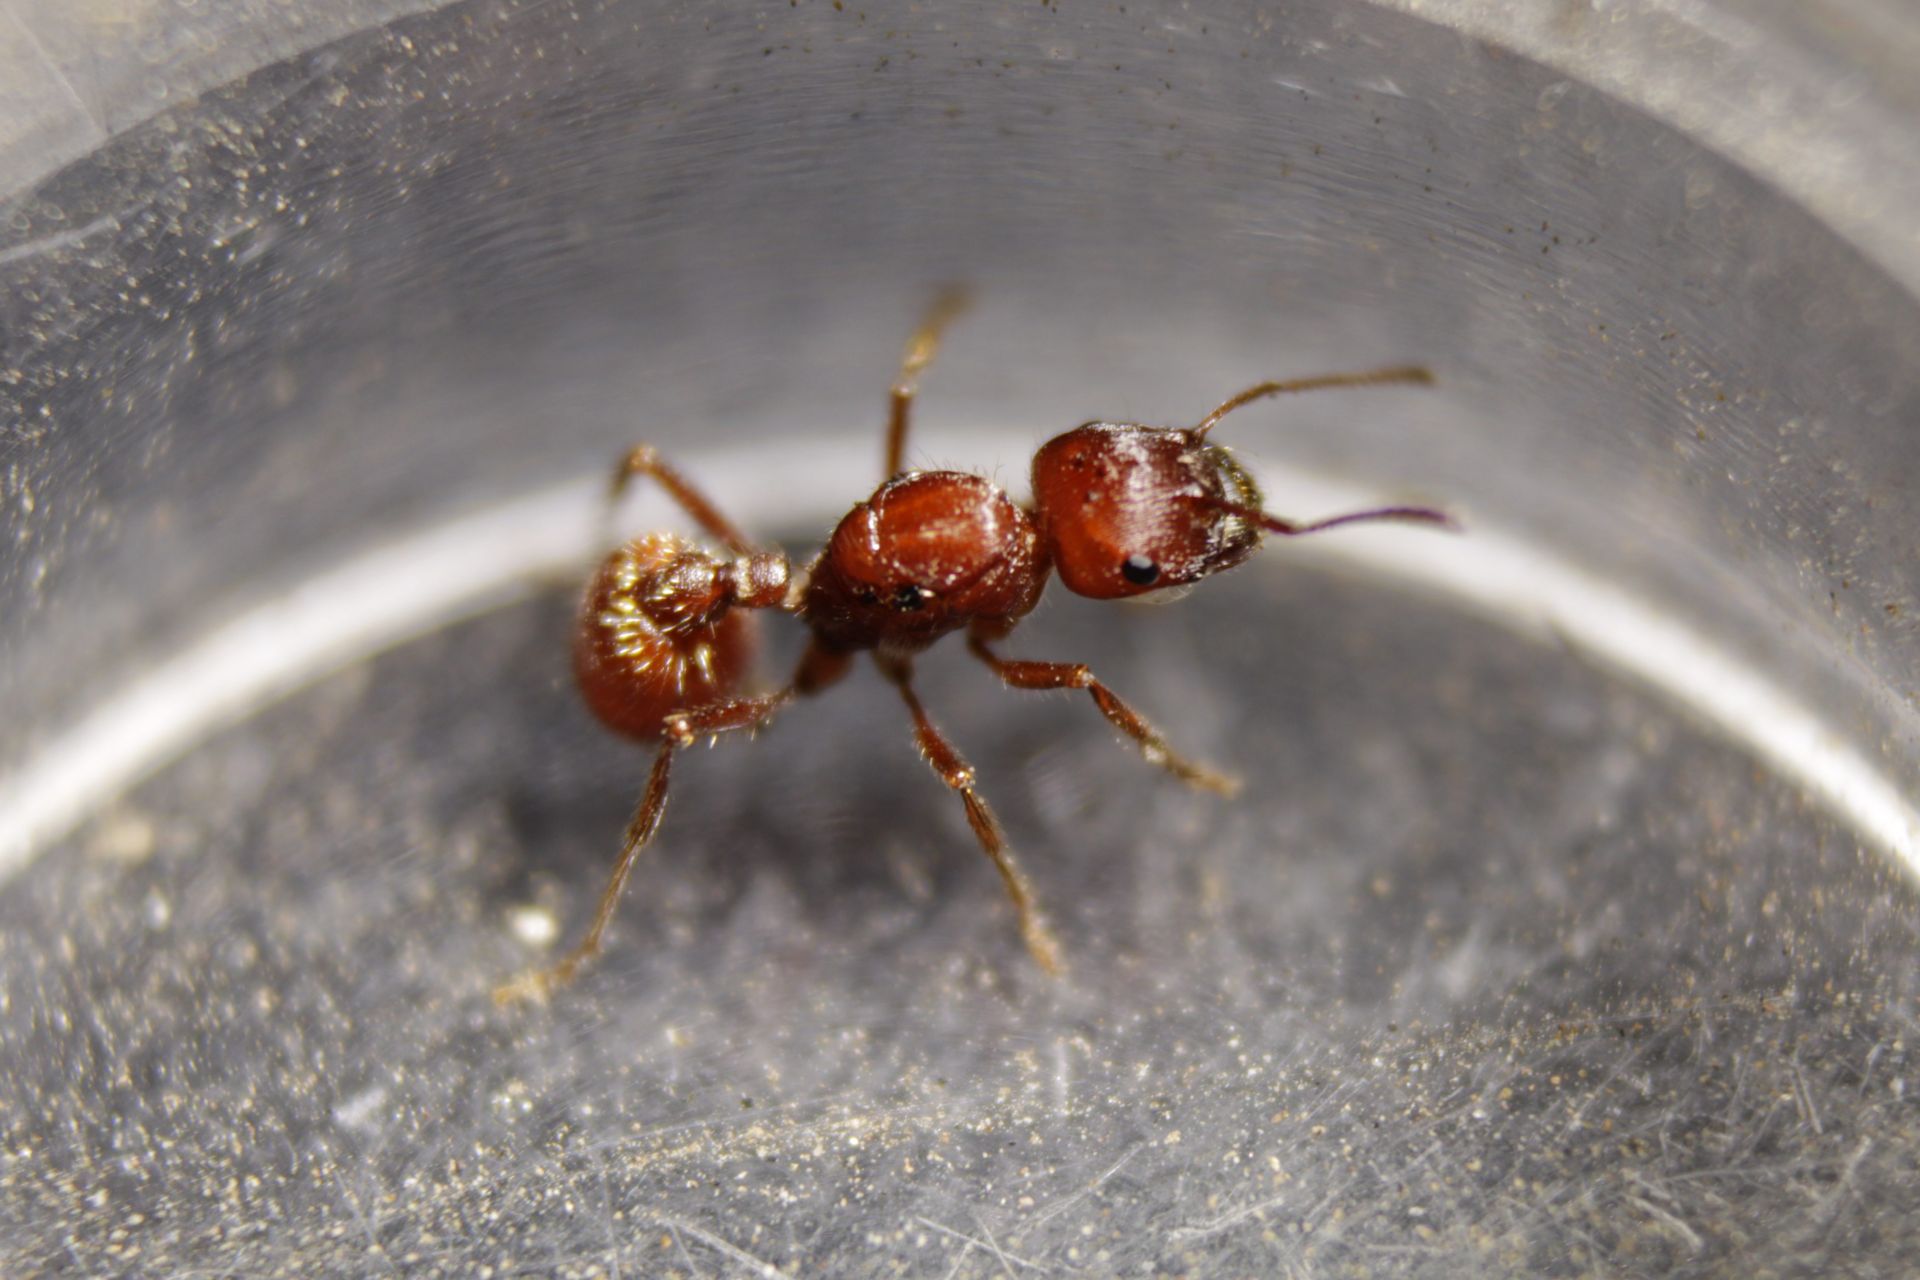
(1120, 554, 1161, 586)
(893, 583, 927, 610)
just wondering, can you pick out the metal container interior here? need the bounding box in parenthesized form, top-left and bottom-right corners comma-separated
(3, 1, 1918, 1275)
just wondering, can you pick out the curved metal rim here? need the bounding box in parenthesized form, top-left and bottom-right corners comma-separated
(3, 1, 1917, 304)
(4, 432, 1914, 893)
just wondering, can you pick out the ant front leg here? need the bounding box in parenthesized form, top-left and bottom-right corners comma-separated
(883, 285, 972, 481)
(967, 629, 1240, 796)
(876, 653, 1063, 974)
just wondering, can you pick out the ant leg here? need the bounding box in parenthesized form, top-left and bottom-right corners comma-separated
(967, 631, 1240, 796)
(877, 654, 1063, 974)
(494, 743, 678, 1005)
(496, 651, 846, 1005)
(1190, 366, 1434, 440)
(607, 444, 755, 554)
(666, 641, 851, 745)
(883, 285, 972, 480)
(664, 689, 797, 746)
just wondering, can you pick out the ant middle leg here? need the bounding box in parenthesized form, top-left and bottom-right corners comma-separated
(883, 284, 972, 480)
(967, 631, 1240, 797)
(876, 653, 1062, 974)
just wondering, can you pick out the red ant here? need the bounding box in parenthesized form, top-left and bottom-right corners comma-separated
(495, 290, 1450, 1002)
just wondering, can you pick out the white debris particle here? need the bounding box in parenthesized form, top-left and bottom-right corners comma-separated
(332, 1085, 389, 1132)
(508, 904, 559, 946)
(90, 812, 157, 863)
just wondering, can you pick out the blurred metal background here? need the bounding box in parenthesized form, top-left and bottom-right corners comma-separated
(2, 1, 1918, 1274)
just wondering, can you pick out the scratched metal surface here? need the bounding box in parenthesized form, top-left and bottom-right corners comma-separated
(6, 0, 1920, 1276)
(9, 0, 1920, 803)
(3, 566, 1916, 1276)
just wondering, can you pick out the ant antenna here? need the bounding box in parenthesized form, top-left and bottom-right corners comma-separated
(1190, 365, 1434, 440)
(1201, 496, 1458, 537)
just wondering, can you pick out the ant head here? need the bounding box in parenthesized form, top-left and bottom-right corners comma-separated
(807, 471, 1047, 650)
(1031, 424, 1262, 600)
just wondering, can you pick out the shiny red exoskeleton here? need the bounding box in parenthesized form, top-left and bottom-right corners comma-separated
(497, 291, 1452, 1001)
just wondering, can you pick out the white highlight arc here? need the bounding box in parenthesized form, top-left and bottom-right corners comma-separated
(2, 434, 1915, 885)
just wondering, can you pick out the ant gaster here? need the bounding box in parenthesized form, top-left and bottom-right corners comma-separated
(496, 290, 1451, 1002)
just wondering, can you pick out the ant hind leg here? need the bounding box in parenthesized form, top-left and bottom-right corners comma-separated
(665, 641, 852, 746)
(606, 445, 756, 554)
(496, 647, 845, 1005)
(494, 743, 679, 1005)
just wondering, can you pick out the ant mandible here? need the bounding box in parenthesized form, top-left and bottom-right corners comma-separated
(495, 289, 1451, 1003)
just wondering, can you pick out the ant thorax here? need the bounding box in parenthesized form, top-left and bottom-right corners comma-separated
(800, 470, 1048, 655)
